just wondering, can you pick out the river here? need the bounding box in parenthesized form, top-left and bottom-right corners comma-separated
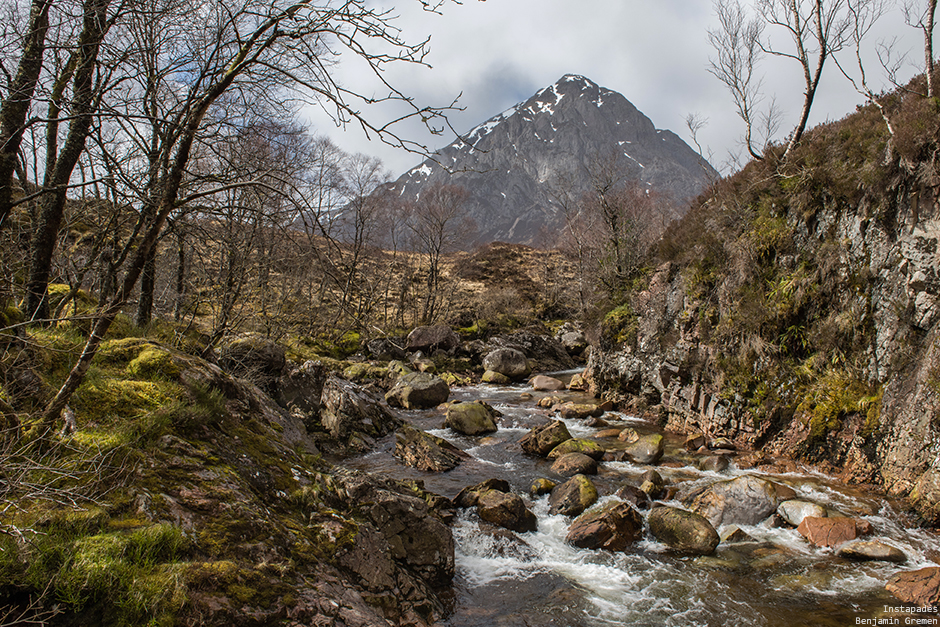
(347, 374, 940, 627)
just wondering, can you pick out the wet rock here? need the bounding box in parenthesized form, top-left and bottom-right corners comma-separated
(444, 401, 500, 435)
(624, 433, 665, 464)
(275, 360, 328, 429)
(394, 424, 468, 472)
(697, 455, 730, 472)
(594, 427, 623, 439)
(406, 325, 460, 353)
(567, 372, 590, 390)
(454, 478, 512, 508)
(686, 475, 779, 528)
(719, 525, 756, 543)
(476, 490, 538, 533)
(648, 505, 720, 555)
(796, 516, 862, 548)
(615, 485, 651, 509)
(559, 331, 588, 356)
(584, 416, 611, 429)
(482, 348, 531, 380)
(482, 370, 512, 385)
(641, 469, 664, 489)
(772, 482, 798, 501)
(530, 478, 557, 496)
(837, 540, 907, 563)
(538, 395, 562, 408)
(708, 437, 736, 451)
(520, 420, 572, 456)
(547, 438, 606, 461)
(551, 452, 598, 476)
(531, 375, 565, 391)
(385, 372, 450, 409)
(566, 502, 643, 551)
(556, 401, 604, 420)
(548, 474, 599, 516)
(320, 376, 401, 443)
(777, 499, 827, 527)
(886, 567, 940, 606)
(487, 331, 575, 372)
(684, 433, 706, 451)
(618, 428, 640, 443)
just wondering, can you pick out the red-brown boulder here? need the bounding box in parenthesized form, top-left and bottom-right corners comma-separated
(886, 567, 940, 607)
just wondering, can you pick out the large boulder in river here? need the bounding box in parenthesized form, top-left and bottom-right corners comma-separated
(454, 478, 511, 508)
(320, 376, 401, 444)
(482, 348, 530, 380)
(548, 474, 599, 516)
(777, 499, 827, 527)
(520, 420, 572, 456)
(886, 567, 940, 606)
(385, 372, 449, 409)
(566, 502, 643, 551)
(796, 516, 865, 548)
(394, 424, 468, 472)
(686, 475, 779, 528)
(837, 540, 906, 563)
(406, 325, 460, 353)
(531, 374, 564, 391)
(551, 452, 598, 476)
(547, 438, 606, 461)
(648, 505, 719, 555)
(476, 490, 538, 533)
(487, 330, 575, 372)
(444, 401, 500, 435)
(623, 433, 665, 464)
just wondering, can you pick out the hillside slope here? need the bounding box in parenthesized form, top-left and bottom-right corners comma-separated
(587, 78, 940, 522)
(389, 75, 716, 245)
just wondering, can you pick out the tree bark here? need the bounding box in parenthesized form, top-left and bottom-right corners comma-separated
(0, 0, 54, 232)
(24, 0, 112, 320)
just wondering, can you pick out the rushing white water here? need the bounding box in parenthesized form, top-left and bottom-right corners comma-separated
(349, 379, 940, 626)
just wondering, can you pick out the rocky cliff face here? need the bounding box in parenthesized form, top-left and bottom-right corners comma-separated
(586, 98, 940, 523)
(389, 75, 716, 245)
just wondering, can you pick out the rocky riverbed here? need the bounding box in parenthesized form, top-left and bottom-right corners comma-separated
(344, 373, 940, 627)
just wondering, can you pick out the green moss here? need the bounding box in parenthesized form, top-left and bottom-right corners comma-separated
(601, 302, 639, 348)
(71, 376, 176, 424)
(798, 370, 880, 440)
(127, 347, 182, 381)
(1, 507, 190, 626)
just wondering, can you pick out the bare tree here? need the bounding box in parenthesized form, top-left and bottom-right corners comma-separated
(708, 0, 769, 160)
(904, 0, 938, 97)
(833, 0, 896, 141)
(756, 0, 851, 157)
(0, 0, 55, 232)
(31, 0, 462, 438)
(407, 182, 471, 323)
(709, 0, 853, 160)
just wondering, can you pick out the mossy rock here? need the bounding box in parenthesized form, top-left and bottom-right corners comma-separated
(547, 438, 606, 461)
(127, 347, 182, 381)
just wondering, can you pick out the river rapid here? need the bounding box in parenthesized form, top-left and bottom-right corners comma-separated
(347, 373, 940, 627)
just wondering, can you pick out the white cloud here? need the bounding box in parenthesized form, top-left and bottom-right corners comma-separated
(302, 0, 923, 177)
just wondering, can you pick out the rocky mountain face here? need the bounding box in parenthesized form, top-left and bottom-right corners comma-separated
(389, 75, 716, 245)
(585, 91, 940, 523)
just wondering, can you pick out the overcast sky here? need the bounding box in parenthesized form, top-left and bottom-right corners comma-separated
(302, 0, 923, 178)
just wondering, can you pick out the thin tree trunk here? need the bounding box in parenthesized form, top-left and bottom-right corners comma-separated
(0, 0, 54, 232)
(24, 0, 111, 319)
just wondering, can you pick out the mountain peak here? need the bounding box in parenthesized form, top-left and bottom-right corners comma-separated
(392, 77, 717, 245)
